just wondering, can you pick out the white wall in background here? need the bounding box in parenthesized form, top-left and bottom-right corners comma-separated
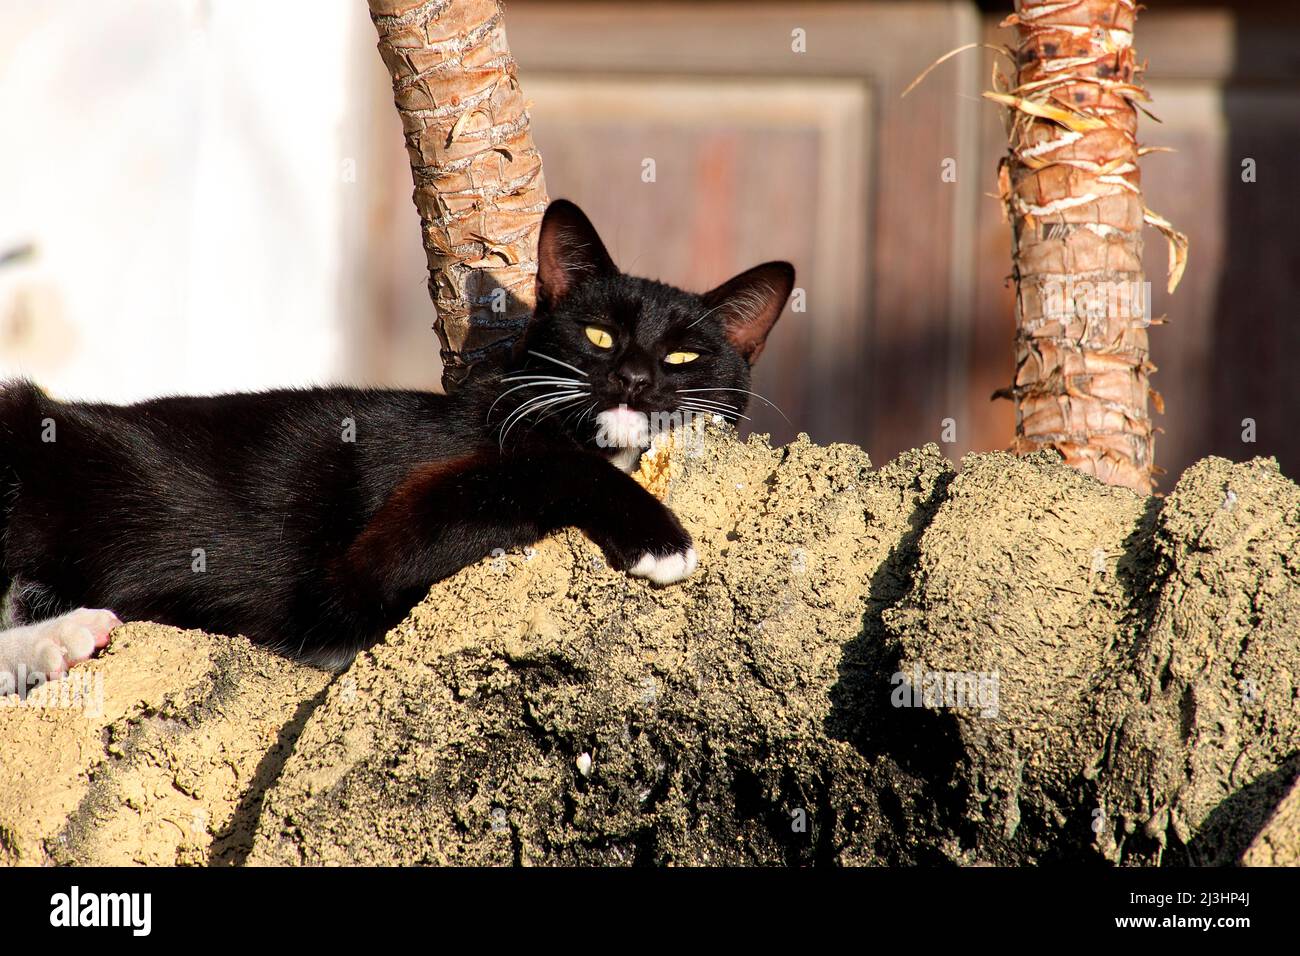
(0, 0, 373, 402)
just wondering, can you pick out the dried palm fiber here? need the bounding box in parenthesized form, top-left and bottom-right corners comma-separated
(990, 0, 1187, 494)
(368, 0, 550, 389)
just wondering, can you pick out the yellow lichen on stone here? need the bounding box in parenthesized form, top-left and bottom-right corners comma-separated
(631, 415, 712, 499)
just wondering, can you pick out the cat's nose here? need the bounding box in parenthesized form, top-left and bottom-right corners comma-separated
(610, 363, 652, 399)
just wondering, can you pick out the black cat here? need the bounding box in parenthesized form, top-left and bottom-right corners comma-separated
(0, 200, 794, 690)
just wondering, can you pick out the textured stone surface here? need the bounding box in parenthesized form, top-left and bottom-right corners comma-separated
(4, 425, 1295, 866)
(887, 451, 1300, 864)
(1242, 774, 1300, 867)
(0, 625, 330, 866)
(248, 433, 953, 864)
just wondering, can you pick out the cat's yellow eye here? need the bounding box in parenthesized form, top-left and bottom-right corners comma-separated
(664, 351, 699, 365)
(585, 326, 614, 349)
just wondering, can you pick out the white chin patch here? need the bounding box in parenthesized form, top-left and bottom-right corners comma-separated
(597, 405, 649, 441)
(596, 407, 651, 473)
(607, 446, 644, 473)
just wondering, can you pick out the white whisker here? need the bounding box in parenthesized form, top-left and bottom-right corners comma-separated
(505, 393, 587, 446)
(495, 389, 571, 435)
(532, 395, 589, 431)
(526, 350, 588, 378)
(687, 302, 729, 329)
(488, 380, 581, 420)
(500, 375, 583, 386)
(676, 387, 789, 423)
(498, 389, 582, 434)
(498, 390, 587, 447)
(679, 402, 750, 422)
(676, 395, 740, 411)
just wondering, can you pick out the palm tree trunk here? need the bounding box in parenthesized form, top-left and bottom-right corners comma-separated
(367, 0, 549, 390)
(991, 0, 1187, 494)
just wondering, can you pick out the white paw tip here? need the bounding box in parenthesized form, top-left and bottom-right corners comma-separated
(630, 547, 698, 586)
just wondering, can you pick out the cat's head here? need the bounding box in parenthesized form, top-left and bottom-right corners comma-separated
(509, 199, 794, 468)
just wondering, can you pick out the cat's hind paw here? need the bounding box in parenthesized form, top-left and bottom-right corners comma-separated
(629, 547, 698, 586)
(0, 608, 122, 683)
(46, 609, 120, 669)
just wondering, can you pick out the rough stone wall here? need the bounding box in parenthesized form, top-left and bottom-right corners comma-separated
(0, 627, 330, 866)
(2, 425, 1295, 866)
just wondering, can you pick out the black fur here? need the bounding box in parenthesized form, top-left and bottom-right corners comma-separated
(0, 200, 793, 668)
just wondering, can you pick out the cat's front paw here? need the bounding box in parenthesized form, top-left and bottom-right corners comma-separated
(601, 510, 698, 586)
(629, 547, 699, 585)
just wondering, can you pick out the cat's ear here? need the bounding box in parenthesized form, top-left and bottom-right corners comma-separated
(701, 262, 795, 364)
(535, 200, 618, 308)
